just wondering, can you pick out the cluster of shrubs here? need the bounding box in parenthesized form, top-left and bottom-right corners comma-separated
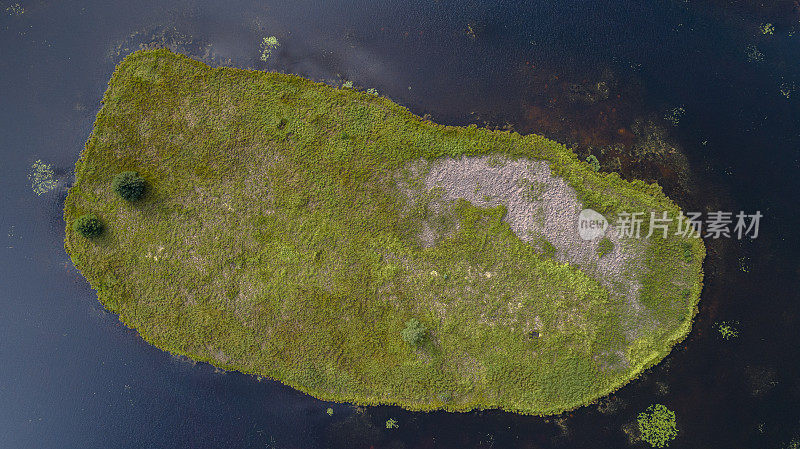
(73, 171, 147, 238)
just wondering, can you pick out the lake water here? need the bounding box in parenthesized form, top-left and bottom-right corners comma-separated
(1, 0, 799, 447)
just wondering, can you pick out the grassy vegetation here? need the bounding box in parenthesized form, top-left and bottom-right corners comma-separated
(64, 49, 705, 415)
(597, 237, 614, 257)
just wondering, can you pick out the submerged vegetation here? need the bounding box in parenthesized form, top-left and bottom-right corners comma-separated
(746, 44, 765, 62)
(64, 49, 704, 415)
(664, 107, 685, 127)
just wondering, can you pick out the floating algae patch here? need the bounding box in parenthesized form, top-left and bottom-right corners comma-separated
(259, 36, 279, 61)
(29, 159, 58, 195)
(5, 3, 24, 16)
(64, 49, 704, 415)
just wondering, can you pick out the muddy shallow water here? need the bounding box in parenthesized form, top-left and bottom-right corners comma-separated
(1, 0, 799, 448)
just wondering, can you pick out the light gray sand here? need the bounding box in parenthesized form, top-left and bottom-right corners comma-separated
(399, 155, 653, 342)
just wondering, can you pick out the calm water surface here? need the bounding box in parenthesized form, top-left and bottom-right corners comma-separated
(1, 1, 799, 448)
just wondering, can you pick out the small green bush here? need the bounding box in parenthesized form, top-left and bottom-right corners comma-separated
(586, 154, 600, 172)
(638, 404, 678, 448)
(401, 318, 427, 347)
(112, 171, 146, 201)
(73, 213, 103, 238)
(597, 237, 614, 257)
(681, 242, 693, 263)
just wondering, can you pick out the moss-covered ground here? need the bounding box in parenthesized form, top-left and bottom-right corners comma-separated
(64, 49, 704, 415)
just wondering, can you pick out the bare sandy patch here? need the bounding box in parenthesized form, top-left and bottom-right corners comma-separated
(400, 155, 653, 341)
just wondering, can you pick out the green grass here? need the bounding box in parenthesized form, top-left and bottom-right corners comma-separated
(597, 237, 614, 257)
(64, 49, 705, 415)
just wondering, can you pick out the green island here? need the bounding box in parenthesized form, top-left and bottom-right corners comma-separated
(64, 49, 704, 415)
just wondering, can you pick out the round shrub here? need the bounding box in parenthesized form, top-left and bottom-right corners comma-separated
(73, 214, 103, 238)
(586, 154, 601, 172)
(401, 318, 427, 347)
(112, 171, 146, 201)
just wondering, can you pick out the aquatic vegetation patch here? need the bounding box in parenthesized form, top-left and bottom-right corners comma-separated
(107, 26, 222, 67)
(28, 159, 58, 195)
(5, 3, 24, 15)
(736, 257, 752, 274)
(637, 404, 678, 448)
(746, 44, 764, 62)
(745, 365, 778, 397)
(259, 36, 279, 61)
(64, 49, 704, 415)
(780, 82, 795, 99)
(664, 107, 685, 127)
(716, 321, 739, 340)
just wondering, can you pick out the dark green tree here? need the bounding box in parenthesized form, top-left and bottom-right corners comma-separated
(112, 171, 146, 201)
(73, 213, 103, 238)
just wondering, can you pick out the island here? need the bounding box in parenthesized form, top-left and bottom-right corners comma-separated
(64, 49, 704, 415)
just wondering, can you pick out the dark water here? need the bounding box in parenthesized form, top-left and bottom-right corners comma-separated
(2, 1, 799, 448)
